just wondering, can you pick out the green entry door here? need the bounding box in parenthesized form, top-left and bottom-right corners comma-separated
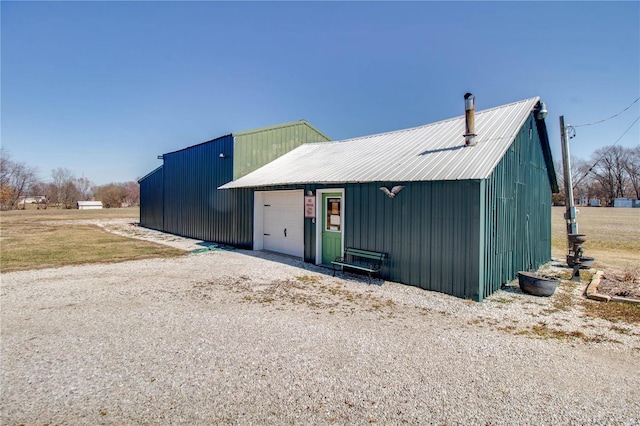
(321, 193, 343, 265)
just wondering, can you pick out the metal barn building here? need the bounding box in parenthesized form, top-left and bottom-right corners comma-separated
(138, 120, 331, 246)
(221, 96, 559, 301)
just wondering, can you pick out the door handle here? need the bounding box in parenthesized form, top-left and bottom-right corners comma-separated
(264, 233, 270, 236)
(284, 228, 287, 237)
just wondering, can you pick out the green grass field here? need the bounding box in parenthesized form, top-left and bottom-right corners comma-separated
(0, 207, 184, 272)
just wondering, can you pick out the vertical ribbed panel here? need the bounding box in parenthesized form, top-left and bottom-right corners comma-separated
(481, 114, 552, 299)
(251, 181, 485, 300)
(139, 166, 164, 230)
(233, 122, 331, 180)
(162, 135, 253, 248)
(344, 181, 482, 300)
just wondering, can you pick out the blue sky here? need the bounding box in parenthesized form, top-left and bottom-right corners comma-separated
(2, 1, 639, 185)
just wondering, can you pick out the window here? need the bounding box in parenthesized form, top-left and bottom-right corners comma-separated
(326, 197, 341, 232)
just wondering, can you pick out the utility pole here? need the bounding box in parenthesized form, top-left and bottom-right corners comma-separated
(560, 115, 593, 279)
(559, 115, 578, 244)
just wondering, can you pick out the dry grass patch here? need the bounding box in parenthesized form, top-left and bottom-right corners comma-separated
(1, 206, 140, 222)
(516, 322, 620, 344)
(554, 279, 578, 308)
(1, 207, 184, 272)
(552, 206, 640, 268)
(581, 300, 640, 324)
(609, 325, 635, 336)
(543, 291, 574, 315)
(205, 275, 397, 316)
(490, 296, 514, 304)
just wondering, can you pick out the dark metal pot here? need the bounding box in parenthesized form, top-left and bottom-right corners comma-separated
(568, 233, 587, 244)
(518, 271, 558, 297)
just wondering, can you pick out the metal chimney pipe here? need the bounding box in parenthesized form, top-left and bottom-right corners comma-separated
(464, 92, 477, 146)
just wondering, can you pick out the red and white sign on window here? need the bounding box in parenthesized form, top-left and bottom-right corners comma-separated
(304, 196, 316, 218)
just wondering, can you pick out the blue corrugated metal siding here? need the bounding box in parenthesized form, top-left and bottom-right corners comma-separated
(162, 135, 253, 247)
(139, 166, 164, 230)
(481, 114, 552, 299)
(343, 181, 482, 300)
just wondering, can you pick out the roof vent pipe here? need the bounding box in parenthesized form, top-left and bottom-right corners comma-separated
(464, 92, 477, 146)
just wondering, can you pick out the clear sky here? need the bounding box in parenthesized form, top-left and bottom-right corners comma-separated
(2, 1, 639, 185)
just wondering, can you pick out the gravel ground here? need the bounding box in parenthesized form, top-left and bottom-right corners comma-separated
(1, 219, 639, 425)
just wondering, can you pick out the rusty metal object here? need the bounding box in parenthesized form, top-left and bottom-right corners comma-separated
(463, 93, 477, 146)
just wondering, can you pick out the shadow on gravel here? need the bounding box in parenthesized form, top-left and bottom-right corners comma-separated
(500, 284, 526, 295)
(232, 249, 384, 286)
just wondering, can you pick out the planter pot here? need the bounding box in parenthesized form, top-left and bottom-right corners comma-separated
(518, 271, 558, 297)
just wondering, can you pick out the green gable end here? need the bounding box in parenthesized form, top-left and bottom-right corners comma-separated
(233, 120, 331, 180)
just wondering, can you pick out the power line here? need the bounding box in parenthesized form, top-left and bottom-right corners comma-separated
(570, 96, 640, 128)
(572, 114, 640, 188)
(610, 114, 640, 145)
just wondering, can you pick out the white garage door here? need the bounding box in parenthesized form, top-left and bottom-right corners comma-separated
(262, 190, 304, 258)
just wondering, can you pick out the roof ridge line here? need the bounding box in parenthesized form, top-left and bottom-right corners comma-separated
(317, 96, 541, 145)
(233, 119, 330, 140)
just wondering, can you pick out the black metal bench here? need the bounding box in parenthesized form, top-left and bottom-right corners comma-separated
(331, 248, 386, 283)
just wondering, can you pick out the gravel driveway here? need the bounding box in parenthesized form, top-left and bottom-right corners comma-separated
(1, 220, 639, 425)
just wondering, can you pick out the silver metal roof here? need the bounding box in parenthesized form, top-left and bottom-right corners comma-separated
(220, 97, 541, 189)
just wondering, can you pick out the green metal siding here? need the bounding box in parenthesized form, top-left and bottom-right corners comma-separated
(481, 114, 553, 299)
(256, 181, 483, 300)
(233, 121, 331, 180)
(229, 115, 554, 302)
(222, 114, 553, 301)
(344, 181, 482, 300)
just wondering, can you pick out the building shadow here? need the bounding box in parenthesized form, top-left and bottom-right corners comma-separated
(228, 249, 384, 286)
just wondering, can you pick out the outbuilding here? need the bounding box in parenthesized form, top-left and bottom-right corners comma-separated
(138, 120, 331, 246)
(613, 197, 635, 208)
(221, 96, 558, 301)
(77, 201, 103, 210)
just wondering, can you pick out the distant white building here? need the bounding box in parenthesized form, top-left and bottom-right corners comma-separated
(77, 201, 103, 210)
(613, 197, 634, 208)
(589, 199, 601, 207)
(17, 196, 46, 205)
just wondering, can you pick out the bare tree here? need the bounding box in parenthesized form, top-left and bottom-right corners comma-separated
(0, 148, 39, 209)
(43, 182, 59, 208)
(75, 177, 94, 201)
(624, 146, 640, 199)
(589, 146, 628, 206)
(553, 157, 592, 205)
(30, 181, 56, 209)
(124, 181, 140, 206)
(51, 168, 81, 209)
(0, 148, 14, 208)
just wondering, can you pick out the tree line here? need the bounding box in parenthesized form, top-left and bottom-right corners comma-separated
(1, 148, 140, 210)
(4, 143, 638, 210)
(554, 144, 640, 206)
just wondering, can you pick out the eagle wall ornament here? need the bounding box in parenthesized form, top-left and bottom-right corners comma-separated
(379, 185, 406, 199)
